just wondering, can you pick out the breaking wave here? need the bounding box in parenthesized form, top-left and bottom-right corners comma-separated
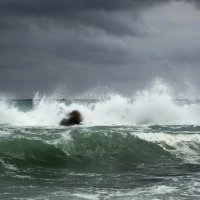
(0, 81, 200, 126)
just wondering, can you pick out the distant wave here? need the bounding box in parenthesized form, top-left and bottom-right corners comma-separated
(0, 81, 200, 126)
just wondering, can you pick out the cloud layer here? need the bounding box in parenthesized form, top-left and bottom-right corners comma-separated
(0, 0, 200, 97)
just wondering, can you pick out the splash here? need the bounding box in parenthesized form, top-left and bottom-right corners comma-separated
(0, 81, 200, 126)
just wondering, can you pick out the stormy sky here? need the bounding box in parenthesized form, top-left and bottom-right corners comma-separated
(1, 0, 200, 98)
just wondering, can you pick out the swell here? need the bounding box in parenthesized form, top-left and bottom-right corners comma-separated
(1, 123, 200, 173)
(0, 132, 173, 172)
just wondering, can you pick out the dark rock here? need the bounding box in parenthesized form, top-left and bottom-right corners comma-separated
(60, 110, 82, 126)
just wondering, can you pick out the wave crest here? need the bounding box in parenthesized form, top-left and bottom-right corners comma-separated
(0, 81, 200, 126)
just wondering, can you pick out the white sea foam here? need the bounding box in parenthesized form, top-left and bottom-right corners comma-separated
(0, 159, 18, 172)
(0, 81, 200, 126)
(133, 132, 200, 163)
(97, 185, 178, 200)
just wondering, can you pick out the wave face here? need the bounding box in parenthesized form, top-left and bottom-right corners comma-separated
(1, 126, 200, 173)
(1, 82, 200, 126)
(0, 128, 170, 171)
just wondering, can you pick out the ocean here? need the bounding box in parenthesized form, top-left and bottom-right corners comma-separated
(1, 90, 200, 199)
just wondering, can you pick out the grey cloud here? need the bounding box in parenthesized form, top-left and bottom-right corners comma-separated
(4, 0, 199, 17)
(0, 0, 200, 98)
(0, 0, 169, 37)
(0, 0, 166, 15)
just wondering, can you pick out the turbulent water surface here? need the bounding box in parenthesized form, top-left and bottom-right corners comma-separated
(1, 89, 200, 199)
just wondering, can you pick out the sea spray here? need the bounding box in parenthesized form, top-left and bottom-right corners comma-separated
(0, 81, 200, 126)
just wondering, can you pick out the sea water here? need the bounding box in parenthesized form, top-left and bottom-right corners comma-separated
(1, 84, 200, 199)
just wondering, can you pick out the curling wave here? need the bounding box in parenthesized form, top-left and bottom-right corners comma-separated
(0, 130, 172, 171)
(1, 126, 200, 172)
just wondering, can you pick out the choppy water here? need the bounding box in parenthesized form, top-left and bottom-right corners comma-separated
(1, 86, 200, 199)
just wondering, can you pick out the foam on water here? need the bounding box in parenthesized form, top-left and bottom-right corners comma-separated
(133, 132, 200, 164)
(0, 81, 200, 126)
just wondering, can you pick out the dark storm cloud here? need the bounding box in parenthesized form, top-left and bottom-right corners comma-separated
(0, 0, 169, 36)
(3, 0, 199, 17)
(0, 0, 165, 15)
(0, 0, 200, 97)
